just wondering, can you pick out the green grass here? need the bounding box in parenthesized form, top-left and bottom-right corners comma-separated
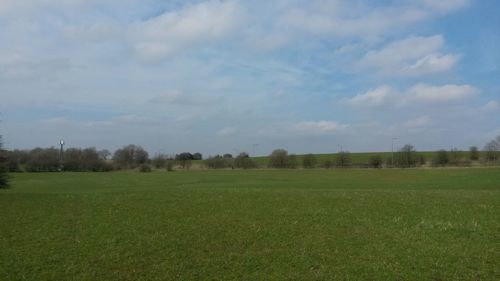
(1, 169, 499, 280)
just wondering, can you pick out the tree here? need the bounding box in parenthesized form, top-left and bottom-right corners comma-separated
(113, 144, 149, 169)
(5, 149, 27, 172)
(0, 136, 9, 188)
(484, 136, 500, 162)
(60, 147, 111, 172)
(98, 149, 111, 161)
(192, 152, 203, 160)
(336, 151, 351, 168)
(434, 149, 449, 166)
(469, 146, 479, 161)
(396, 144, 417, 168)
(234, 152, 257, 169)
(302, 154, 317, 169)
(176, 152, 193, 169)
(175, 152, 193, 161)
(368, 155, 383, 168)
(268, 149, 290, 168)
(206, 155, 231, 169)
(25, 147, 60, 172)
(152, 154, 168, 169)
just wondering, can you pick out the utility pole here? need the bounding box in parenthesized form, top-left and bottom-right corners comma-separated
(391, 137, 398, 168)
(59, 139, 65, 172)
(252, 144, 259, 157)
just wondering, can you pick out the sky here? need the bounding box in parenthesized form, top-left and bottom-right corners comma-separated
(0, 0, 499, 156)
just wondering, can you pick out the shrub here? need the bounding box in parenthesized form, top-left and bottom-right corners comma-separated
(234, 152, 257, 169)
(206, 155, 232, 169)
(433, 150, 449, 166)
(368, 155, 383, 168)
(166, 161, 174, 171)
(418, 155, 427, 166)
(138, 164, 152, 172)
(469, 146, 479, 161)
(152, 154, 168, 169)
(25, 147, 60, 172)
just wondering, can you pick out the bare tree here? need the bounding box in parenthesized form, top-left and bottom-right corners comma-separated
(336, 151, 351, 168)
(484, 136, 500, 162)
(98, 149, 111, 161)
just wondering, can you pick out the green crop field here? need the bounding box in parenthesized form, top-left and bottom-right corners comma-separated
(1, 169, 499, 280)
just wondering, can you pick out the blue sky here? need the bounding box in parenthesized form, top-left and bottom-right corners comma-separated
(0, 0, 499, 156)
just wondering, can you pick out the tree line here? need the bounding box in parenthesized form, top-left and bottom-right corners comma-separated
(1, 143, 204, 173)
(1, 135, 500, 185)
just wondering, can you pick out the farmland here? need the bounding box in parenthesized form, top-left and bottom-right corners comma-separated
(1, 169, 499, 280)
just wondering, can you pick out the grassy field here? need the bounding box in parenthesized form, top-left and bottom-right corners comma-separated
(1, 169, 499, 280)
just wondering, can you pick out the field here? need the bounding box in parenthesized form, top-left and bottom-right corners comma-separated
(251, 151, 485, 167)
(1, 169, 499, 280)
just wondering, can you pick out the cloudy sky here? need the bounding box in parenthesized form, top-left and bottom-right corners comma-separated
(1, 0, 499, 156)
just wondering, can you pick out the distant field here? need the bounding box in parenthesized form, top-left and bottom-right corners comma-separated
(251, 151, 482, 167)
(1, 169, 499, 280)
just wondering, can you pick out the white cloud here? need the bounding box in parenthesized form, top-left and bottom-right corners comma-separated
(216, 127, 237, 137)
(402, 53, 459, 76)
(132, 0, 243, 60)
(1, 0, 493, 154)
(344, 86, 396, 107)
(279, 3, 429, 39)
(345, 83, 479, 107)
(62, 22, 120, 42)
(420, 0, 470, 13)
(291, 121, 347, 136)
(404, 116, 432, 128)
(358, 35, 459, 76)
(405, 84, 479, 103)
(480, 101, 500, 112)
(0, 54, 70, 80)
(149, 91, 221, 106)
